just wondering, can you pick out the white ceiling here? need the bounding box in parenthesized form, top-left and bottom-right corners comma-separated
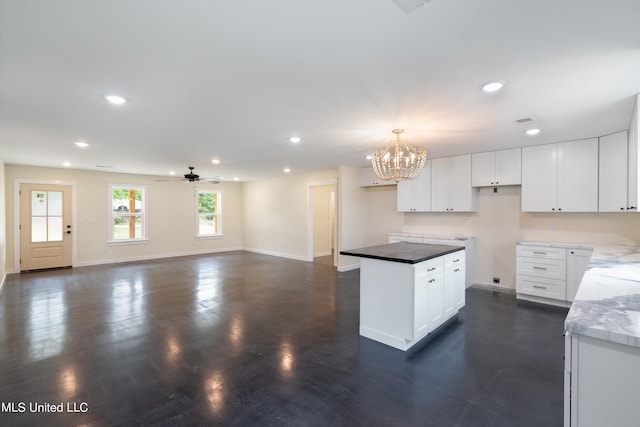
(1, 0, 639, 182)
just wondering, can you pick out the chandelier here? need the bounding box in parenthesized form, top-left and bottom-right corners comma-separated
(371, 129, 427, 182)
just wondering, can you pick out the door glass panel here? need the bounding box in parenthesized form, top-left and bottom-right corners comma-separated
(31, 217, 48, 242)
(31, 190, 64, 243)
(47, 191, 63, 216)
(48, 217, 63, 241)
(31, 191, 47, 216)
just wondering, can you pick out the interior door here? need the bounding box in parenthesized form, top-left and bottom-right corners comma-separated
(20, 183, 72, 271)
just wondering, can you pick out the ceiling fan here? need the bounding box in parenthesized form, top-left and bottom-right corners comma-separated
(159, 166, 220, 183)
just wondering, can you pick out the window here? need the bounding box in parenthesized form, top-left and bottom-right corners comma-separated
(109, 185, 147, 242)
(197, 190, 222, 237)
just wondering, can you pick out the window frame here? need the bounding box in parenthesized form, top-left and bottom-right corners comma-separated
(195, 188, 223, 238)
(108, 184, 148, 244)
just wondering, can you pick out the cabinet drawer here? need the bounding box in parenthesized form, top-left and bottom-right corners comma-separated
(516, 275, 566, 300)
(516, 256, 566, 280)
(444, 251, 465, 268)
(415, 258, 443, 279)
(517, 245, 566, 260)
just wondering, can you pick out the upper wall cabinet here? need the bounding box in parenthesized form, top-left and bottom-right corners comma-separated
(599, 131, 630, 212)
(359, 167, 396, 187)
(431, 154, 477, 212)
(521, 139, 599, 212)
(471, 148, 522, 187)
(397, 160, 431, 212)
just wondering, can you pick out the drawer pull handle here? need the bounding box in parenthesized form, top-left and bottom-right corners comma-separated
(454, 268, 460, 272)
(452, 259, 460, 263)
(533, 285, 547, 290)
(533, 251, 547, 255)
(533, 267, 547, 270)
(427, 267, 436, 272)
(428, 279, 436, 283)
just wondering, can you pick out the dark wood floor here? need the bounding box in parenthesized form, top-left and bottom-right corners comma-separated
(0, 251, 567, 426)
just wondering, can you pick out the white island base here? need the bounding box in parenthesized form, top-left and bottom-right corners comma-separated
(359, 251, 465, 351)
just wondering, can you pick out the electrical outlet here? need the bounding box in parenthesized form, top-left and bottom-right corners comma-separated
(493, 277, 500, 284)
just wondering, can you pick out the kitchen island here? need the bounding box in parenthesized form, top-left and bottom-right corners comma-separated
(563, 244, 640, 427)
(341, 242, 465, 350)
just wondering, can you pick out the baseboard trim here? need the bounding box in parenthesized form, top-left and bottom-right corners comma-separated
(242, 247, 311, 262)
(471, 283, 516, 295)
(337, 263, 360, 272)
(0, 271, 6, 296)
(74, 247, 243, 267)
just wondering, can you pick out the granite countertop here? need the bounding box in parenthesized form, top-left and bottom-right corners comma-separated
(340, 242, 464, 264)
(564, 244, 640, 348)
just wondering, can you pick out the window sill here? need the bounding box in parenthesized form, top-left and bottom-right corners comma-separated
(195, 234, 224, 240)
(107, 239, 150, 246)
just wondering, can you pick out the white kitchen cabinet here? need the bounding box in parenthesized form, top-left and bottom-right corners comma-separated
(431, 154, 477, 212)
(425, 262, 445, 330)
(359, 167, 396, 187)
(599, 131, 629, 212)
(471, 148, 521, 187)
(516, 243, 592, 307)
(444, 252, 465, 313)
(521, 139, 598, 212)
(397, 160, 431, 212)
(566, 248, 593, 302)
(354, 248, 466, 351)
(565, 332, 640, 427)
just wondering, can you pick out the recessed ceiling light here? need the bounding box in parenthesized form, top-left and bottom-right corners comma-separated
(74, 141, 89, 148)
(169, 171, 176, 176)
(284, 168, 291, 173)
(481, 81, 505, 92)
(526, 128, 541, 136)
(289, 136, 301, 143)
(233, 177, 239, 181)
(366, 155, 373, 160)
(62, 162, 72, 167)
(212, 159, 221, 164)
(105, 95, 126, 105)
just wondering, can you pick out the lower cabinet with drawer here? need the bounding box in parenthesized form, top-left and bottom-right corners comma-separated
(516, 243, 593, 307)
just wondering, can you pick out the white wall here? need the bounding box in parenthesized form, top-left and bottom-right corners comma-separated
(338, 165, 367, 271)
(241, 169, 337, 261)
(0, 157, 6, 291)
(4, 165, 243, 271)
(312, 185, 332, 257)
(361, 184, 640, 290)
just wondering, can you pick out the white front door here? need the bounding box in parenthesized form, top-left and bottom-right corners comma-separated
(20, 183, 72, 271)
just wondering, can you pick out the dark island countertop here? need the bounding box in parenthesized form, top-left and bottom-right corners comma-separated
(340, 242, 464, 264)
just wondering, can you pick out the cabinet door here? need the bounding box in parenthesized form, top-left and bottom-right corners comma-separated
(494, 148, 522, 186)
(449, 155, 476, 211)
(397, 161, 431, 212)
(599, 131, 629, 212)
(566, 249, 593, 302)
(359, 167, 394, 187)
(522, 144, 557, 212)
(557, 138, 598, 212)
(431, 157, 450, 212)
(426, 271, 444, 330)
(413, 161, 431, 211)
(413, 276, 429, 338)
(397, 179, 414, 212)
(444, 261, 465, 315)
(471, 151, 495, 187)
